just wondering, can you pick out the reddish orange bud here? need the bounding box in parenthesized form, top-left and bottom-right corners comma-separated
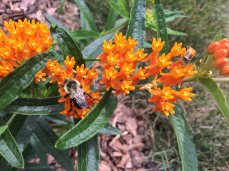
(213, 49, 227, 60)
(207, 42, 220, 54)
(214, 58, 228, 70)
(218, 43, 229, 50)
(218, 38, 228, 44)
(220, 66, 229, 76)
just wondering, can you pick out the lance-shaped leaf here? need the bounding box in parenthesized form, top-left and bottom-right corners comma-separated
(126, 0, 146, 50)
(34, 117, 74, 171)
(0, 115, 39, 171)
(74, 0, 98, 31)
(25, 162, 55, 171)
(55, 90, 117, 149)
(69, 30, 100, 40)
(107, 0, 129, 19)
(77, 134, 100, 171)
(50, 25, 84, 66)
(170, 104, 198, 171)
(3, 97, 64, 115)
(154, 0, 169, 54)
(99, 123, 121, 135)
(0, 125, 24, 169)
(105, 0, 119, 31)
(82, 33, 115, 68)
(30, 134, 47, 165)
(197, 77, 229, 122)
(0, 51, 55, 111)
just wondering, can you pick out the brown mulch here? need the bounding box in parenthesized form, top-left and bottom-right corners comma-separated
(1, 0, 158, 170)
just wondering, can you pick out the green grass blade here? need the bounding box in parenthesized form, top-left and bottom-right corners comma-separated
(105, 0, 119, 31)
(170, 104, 198, 171)
(74, 0, 98, 31)
(77, 134, 100, 171)
(0, 51, 55, 111)
(34, 117, 74, 171)
(50, 25, 84, 66)
(126, 0, 146, 50)
(69, 30, 100, 40)
(154, 0, 169, 54)
(99, 123, 121, 135)
(107, 0, 130, 19)
(197, 77, 229, 121)
(3, 97, 64, 115)
(55, 90, 117, 149)
(0, 125, 24, 169)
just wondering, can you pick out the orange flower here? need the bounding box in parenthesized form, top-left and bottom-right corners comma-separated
(116, 63, 135, 81)
(178, 88, 195, 101)
(76, 64, 89, 82)
(112, 81, 135, 96)
(151, 38, 165, 53)
(100, 67, 117, 90)
(86, 92, 101, 107)
(50, 64, 65, 85)
(42, 59, 58, 77)
(153, 102, 175, 116)
(34, 71, 46, 84)
(65, 56, 75, 75)
(84, 67, 99, 86)
(104, 52, 119, 70)
(114, 32, 126, 52)
(146, 53, 172, 78)
(126, 37, 137, 50)
(130, 67, 148, 86)
(75, 108, 91, 119)
(170, 42, 186, 57)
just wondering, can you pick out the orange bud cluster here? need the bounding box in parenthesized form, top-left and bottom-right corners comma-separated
(0, 19, 52, 79)
(37, 56, 100, 120)
(98, 33, 197, 116)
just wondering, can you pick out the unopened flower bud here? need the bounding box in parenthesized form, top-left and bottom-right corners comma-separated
(218, 38, 228, 44)
(220, 66, 229, 76)
(213, 49, 227, 60)
(218, 43, 229, 50)
(207, 42, 220, 54)
(214, 58, 228, 70)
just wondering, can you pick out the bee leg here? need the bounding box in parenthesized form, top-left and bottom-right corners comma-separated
(68, 99, 73, 113)
(73, 72, 77, 78)
(64, 94, 70, 98)
(60, 84, 64, 87)
(84, 92, 100, 101)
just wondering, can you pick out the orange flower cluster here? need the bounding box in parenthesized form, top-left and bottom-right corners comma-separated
(38, 56, 100, 120)
(98, 33, 197, 116)
(98, 33, 148, 96)
(0, 19, 52, 79)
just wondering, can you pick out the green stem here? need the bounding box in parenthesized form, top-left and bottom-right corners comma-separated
(30, 81, 36, 98)
(101, 20, 129, 36)
(84, 58, 101, 62)
(92, 86, 107, 93)
(199, 55, 214, 73)
(6, 114, 16, 125)
(198, 53, 208, 72)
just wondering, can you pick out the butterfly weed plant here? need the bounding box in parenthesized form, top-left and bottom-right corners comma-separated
(0, 0, 228, 170)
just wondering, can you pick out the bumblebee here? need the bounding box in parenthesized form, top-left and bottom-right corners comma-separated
(63, 78, 88, 112)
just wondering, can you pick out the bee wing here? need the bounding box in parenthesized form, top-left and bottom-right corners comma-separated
(71, 89, 88, 109)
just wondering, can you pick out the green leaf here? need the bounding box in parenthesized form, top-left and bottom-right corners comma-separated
(197, 77, 229, 121)
(126, 0, 146, 50)
(50, 25, 85, 66)
(105, 0, 119, 31)
(167, 28, 187, 36)
(3, 97, 64, 115)
(117, 0, 128, 11)
(80, 11, 91, 31)
(43, 114, 74, 124)
(77, 134, 100, 171)
(55, 90, 117, 149)
(143, 41, 152, 48)
(99, 123, 121, 135)
(107, 0, 130, 19)
(0, 125, 24, 168)
(25, 162, 55, 171)
(154, 0, 169, 54)
(170, 104, 198, 171)
(69, 30, 100, 40)
(82, 33, 115, 68)
(164, 9, 187, 22)
(30, 134, 47, 165)
(34, 117, 74, 171)
(44, 13, 69, 31)
(74, 0, 98, 31)
(0, 51, 55, 111)
(0, 115, 39, 171)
